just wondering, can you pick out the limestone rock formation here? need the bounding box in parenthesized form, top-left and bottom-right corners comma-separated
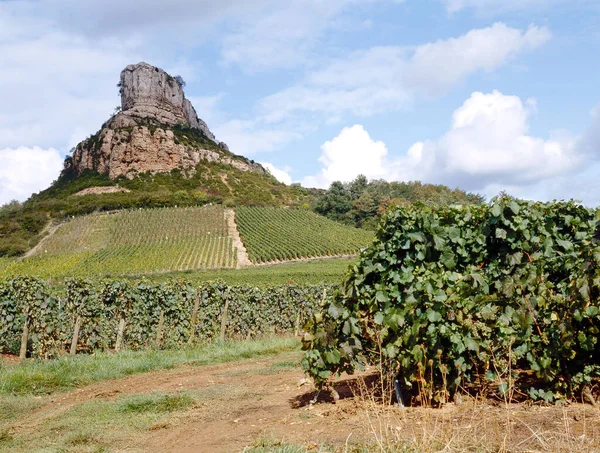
(70, 62, 264, 179)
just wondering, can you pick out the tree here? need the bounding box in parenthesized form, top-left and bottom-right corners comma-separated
(313, 181, 353, 221)
(349, 174, 368, 200)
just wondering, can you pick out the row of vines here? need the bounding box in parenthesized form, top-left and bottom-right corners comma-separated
(0, 277, 333, 358)
(0, 206, 237, 279)
(302, 199, 600, 403)
(235, 207, 374, 263)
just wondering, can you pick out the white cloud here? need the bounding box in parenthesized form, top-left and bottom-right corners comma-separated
(303, 91, 595, 206)
(302, 125, 397, 188)
(409, 90, 580, 188)
(0, 147, 64, 204)
(260, 23, 551, 122)
(398, 91, 582, 195)
(0, 9, 138, 150)
(405, 24, 551, 94)
(261, 162, 293, 185)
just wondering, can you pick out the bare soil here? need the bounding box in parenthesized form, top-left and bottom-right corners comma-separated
(225, 208, 252, 268)
(7, 353, 600, 452)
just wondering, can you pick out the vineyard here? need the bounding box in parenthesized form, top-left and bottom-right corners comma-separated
(0, 206, 373, 279)
(0, 206, 237, 279)
(235, 207, 374, 263)
(0, 276, 332, 358)
(303, 198, 600, 404)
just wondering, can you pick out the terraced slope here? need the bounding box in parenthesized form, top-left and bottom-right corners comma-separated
(235, 207, 374, 263)
(1, 206, 236, 279)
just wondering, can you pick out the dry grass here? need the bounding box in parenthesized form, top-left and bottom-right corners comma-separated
(335, 372, 600, 453)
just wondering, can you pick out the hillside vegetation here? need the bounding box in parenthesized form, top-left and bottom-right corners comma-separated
(236, 207, 374, 263)
(0, 157, 314, 258)
(0, 206, 372, 279)
(1, 206, 236, 279)
(313, 174, 484, 229)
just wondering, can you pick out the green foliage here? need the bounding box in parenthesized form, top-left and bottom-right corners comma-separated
(1, 206, 237, 278)
(1, 277, 60, 357)
(235, 207, 375, 263)
(117, 392, 194, 413)
(313, 175, 485, 229)
(302, 198, 600, 403)
(0, 277, 333, 358)
(0, 156, 311, 259)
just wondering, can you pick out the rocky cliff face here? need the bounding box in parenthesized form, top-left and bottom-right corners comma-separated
(70, 62, 264, 179)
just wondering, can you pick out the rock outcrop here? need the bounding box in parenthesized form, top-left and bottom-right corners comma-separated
(70, 62, 265, 179)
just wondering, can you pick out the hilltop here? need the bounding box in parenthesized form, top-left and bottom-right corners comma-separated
(0, 63, 313, 257)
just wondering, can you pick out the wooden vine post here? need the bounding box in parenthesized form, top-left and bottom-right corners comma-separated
(70, 316, 83, 355)
(115, 318, 126, 352)
(19, 316, 29, 359)
(154, 310, 165, 348)
(219, 297, 230, 342)
(188, 292, 201, 344)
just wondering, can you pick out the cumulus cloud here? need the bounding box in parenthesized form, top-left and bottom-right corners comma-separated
(0, 147, 64, 204)
(261, 162, 293, 185)
(260, 23, 551, 122)
(302, 125, 397, 188)
(304, 91, 593, 205)
(409, 90, 580, 189)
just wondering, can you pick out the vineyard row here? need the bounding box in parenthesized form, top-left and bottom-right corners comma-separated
(0, 276, 333, 358)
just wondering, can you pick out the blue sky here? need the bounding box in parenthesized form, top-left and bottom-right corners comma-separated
(1, 0, 599, 205)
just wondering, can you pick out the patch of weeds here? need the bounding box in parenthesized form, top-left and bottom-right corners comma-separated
(258, 359, 299, 375)
(0, 395, 44, 423)
(220, 368, 252, 377)
(65, 431, 98, 446)
(0, 429, 13, 443)
(117, 392, 194, 414)
(245, 436, 308, 453)
(272, 360, 298, 370)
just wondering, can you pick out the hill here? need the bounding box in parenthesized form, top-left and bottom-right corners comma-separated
(236, 207, 373, 263)
(0, 206, 372, 279)
(0, 62, 314, 258)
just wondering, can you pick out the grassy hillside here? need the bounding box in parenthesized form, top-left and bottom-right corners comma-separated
(1, 206, 236, 279)
(0, 156, 315, 258)
(235, 207, 374, 263)
(0, 206, 371, 280)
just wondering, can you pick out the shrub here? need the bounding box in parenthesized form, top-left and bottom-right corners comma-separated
(302, 198, 600, 403)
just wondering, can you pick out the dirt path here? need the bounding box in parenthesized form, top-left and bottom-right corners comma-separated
(225, 208, 252, 268)
(22, 222, 62, 258)
(7, 353, 600, 453)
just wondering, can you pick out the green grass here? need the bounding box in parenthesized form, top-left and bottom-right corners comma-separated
(116, 392, 194, 413)
(0, 336, 299, 395)
(235, 207, 374, 263)
(0, 390, 200, 452)
(128, 257, 355, 285)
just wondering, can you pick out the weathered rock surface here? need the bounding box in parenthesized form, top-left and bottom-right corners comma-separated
(70, 62, 264, 179)
(119, 62, 215, 140)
